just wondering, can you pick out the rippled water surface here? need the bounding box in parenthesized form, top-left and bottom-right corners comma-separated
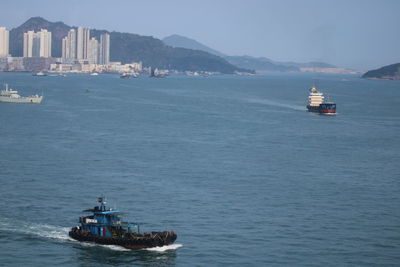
(0, 72, 399, 266)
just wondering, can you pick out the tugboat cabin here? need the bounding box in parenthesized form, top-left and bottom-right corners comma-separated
(79, 197, 137, 238)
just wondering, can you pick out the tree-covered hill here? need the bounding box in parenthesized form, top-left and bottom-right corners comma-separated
(362, 63, 400, 80)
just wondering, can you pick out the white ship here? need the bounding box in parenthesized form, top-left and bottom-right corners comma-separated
(0, 84, 43, 104)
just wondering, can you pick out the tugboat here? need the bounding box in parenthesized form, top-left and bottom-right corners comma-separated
(69, 197, 177, 250)
(306, 85, 336, 114)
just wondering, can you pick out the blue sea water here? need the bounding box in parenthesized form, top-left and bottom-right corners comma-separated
(0, 72, 399, 266)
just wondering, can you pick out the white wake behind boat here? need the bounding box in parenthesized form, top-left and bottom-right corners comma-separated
(0, 84, 43, 104)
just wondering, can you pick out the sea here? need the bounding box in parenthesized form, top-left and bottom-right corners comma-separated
(0, 72, 399, 266)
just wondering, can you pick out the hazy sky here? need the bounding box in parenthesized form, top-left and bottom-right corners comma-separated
(1, 0, 399, 69)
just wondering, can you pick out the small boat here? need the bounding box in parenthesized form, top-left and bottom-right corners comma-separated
(90, 72, 99, 76)
(33, 71, 47, 76)
(150, 68, 166, 78)
(0, 84, 43, 104)
(120, 73, 130, 79)
(306, 85, 336, 114)
(69, 197, 177, 250)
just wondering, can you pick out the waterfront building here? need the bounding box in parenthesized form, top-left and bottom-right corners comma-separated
(0, 27, 10, 57)
(0, 57, 7, 70)
(23, 57, 56, 71)
(99, 33, 110, 65)
(7, 57, 24, 71)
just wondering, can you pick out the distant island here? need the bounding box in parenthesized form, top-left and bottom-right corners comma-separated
(362, 63, 400, 80)
(9, 17, 253, 74)
(162, 34, 360, 74)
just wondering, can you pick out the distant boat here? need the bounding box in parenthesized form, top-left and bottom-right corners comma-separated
(90, 72, 99, 76)
(306, 85, 336, 114)
(149, 67, 166, 78)
(0, 84, 43, 104)
(33, 71, 47, 76)
(120, 73, 130, 79)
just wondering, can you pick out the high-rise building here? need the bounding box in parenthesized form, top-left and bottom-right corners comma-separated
(0, 26, 10, 57)
(77, 27, 90, 60)
(62, 37, 67, 59)
(38, 29, 52, 57)
(62, 29, 77, 59)
(23, 31, 35, 57)
(23, 29, 52, 58)
(68, 29, 76, 59)
(88, 37, 99, 64)
(99, 33, 110, 65)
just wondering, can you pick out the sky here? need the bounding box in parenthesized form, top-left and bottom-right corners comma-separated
(1, 0, 399, 69)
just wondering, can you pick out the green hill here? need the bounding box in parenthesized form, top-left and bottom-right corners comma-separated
(362, 63, 400, 80)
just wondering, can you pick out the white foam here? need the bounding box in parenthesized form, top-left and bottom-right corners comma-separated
(145, 243, 183, 252)
(0, 218, 73, 242)
(78, 242, 131, 251)
(245, 98, 306, 111)
(101, 245, 131, 251)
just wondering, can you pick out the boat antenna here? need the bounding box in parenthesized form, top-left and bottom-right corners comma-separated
(97, 196, 106, 211)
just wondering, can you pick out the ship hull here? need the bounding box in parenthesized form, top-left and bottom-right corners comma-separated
(0, 96, 43, 104)
(69, 228, 177, 250)
(307, 103, 336, 114)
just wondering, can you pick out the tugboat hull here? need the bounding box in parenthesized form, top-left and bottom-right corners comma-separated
(69, 228, 177, 250)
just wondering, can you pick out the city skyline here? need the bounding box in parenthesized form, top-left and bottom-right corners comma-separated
(1, 24, 111, 66)
(0, 22, 113, 73)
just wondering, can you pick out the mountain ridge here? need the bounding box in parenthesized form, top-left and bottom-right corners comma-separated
(163, 34, 225, 57)
(162, 34, 337, 72)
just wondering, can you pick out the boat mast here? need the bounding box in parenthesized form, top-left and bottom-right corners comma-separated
(97, 196, 106, 211)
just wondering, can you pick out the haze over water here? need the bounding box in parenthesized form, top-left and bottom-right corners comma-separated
(0, 73, 399, 266)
